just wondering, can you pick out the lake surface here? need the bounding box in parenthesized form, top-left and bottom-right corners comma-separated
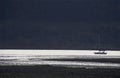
(0, 50, 120, 68)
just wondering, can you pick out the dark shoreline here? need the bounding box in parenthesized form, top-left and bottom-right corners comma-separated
(0, 65, 120, 78)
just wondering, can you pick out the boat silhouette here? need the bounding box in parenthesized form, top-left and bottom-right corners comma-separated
(94, 35, 107, 55)
(94, 50, 107, 54)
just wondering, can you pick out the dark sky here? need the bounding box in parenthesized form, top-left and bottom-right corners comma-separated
(0, 0, 120, 50)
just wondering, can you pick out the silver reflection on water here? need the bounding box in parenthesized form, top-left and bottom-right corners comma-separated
(0, 55, 120, 68)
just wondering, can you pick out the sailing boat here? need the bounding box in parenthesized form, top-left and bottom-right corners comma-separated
(94, 35, 107, 55)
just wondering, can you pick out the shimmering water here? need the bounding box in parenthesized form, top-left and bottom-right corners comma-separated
(0, 55, 120, 68)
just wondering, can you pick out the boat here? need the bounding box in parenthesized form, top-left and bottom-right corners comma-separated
(94, 50, 107, 54)
(94, 34, 107, 55)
